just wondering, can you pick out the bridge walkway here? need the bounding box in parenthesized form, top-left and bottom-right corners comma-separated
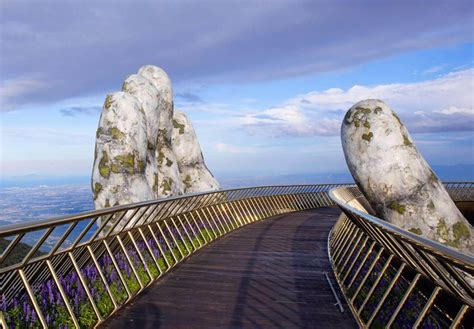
(102, 207, 356, 328)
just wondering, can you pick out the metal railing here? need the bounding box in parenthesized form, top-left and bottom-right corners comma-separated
(328, 182, 474, 328)
(0, 184, 348, 328)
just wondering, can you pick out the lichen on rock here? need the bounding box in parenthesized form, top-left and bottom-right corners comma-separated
(341, 99, 473, 255)
(92, 65, 219, 230)
(171, 111, 220, 193)
(91, 91, 153, 230)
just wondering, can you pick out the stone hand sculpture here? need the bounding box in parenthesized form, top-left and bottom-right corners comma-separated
(341, 99, 473, 255)
(172, 111, 220, 193)
(91, 65, 220, 228)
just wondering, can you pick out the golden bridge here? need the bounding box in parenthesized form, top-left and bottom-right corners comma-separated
(0, 183, 472, 328)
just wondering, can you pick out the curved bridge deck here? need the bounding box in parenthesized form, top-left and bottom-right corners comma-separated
(102, 208, 356, 328)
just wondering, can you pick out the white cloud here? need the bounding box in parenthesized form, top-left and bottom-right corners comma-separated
(434, 106, 472, 115)
(241, 68, 474, 136)
(215, 143, 261, 154)
(0, 78, 46, 110)
(420, 64, 447, 75)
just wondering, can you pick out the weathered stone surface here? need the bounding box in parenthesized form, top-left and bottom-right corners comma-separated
(341, 99, 473, 254)
(92, 65, 219, 221)
(122, 74, 160, 197)
(172, 111, 220, 193)
(138, 65, 184, 197)
(91, 92, 153, 228)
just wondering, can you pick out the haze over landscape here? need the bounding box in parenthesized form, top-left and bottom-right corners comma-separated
(1, 1, 473, 225)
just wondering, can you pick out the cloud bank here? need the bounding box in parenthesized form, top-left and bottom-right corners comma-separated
(241, 69, 474, 136)
(1, 0, 473, 110)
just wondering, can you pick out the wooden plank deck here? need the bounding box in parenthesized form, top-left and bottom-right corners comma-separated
(102, 207, 356, 328)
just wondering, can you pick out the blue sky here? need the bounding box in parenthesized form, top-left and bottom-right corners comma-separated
(1, 1, 473, 180)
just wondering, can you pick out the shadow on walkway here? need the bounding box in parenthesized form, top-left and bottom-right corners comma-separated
(102, 208, 356, 328)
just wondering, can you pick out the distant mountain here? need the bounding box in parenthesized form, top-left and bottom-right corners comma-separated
(2, 163, 472, 189)
(0, 175, 90, 188)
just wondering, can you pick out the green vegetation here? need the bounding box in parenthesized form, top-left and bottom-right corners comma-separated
(183, 175, 192, 189)
(104, 95, 114, 109)
(173, 119, 186, 134)
(361, 132, 373, 142)
(138, 160, 146, 172)
(93, 183, 103, 200)
(389, 201, 406, 215)
(391, 111, 402, 126)
(427, 200, 435, 209)
(99, 152, 110, 178)
(408, 228, 422, 235)
(451, 222, 470, 247)
(161, 178, 173, 194)
(436, 219, 449, 241)
(402, 133, 412, 147)
(110, 127, 124, 140)
(114, 153, 135, 174)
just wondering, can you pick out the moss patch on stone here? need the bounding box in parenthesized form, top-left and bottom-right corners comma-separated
(166, 158, 173, 167)
(452, 222, 470, 245)
(402, 133, 413, 147)
(409, 228, 422, 235)
(344, 107, 371, 125)
(138, 160, 146, 172)
(93, 183, 103, 200)
(363, 121, 371, 129)
(158, 128, 170, 145)
(99, 151, 110, 178)
(427, 200, 435, 209)
(362, 132, 373, 142)
(114, 153, 135, 174)
(173, 119, 186, 134)
(96, 127, 103, 139)
(374, 107, 382, 114)
(161, 178, 173, 194)
(111, 163, 120, 173)
(111, 127, 125, 140)
(343, 110, 352, 125)
(183, 175, 192, 189)
(147, 141, 156, 151)
(389, 201, 406, 215)
(121, 81, 129, 92)
(153, 173, 158, 192)
(104, 199, 111, 208)
(157, 149, 165, 164)
(392, 112, 402, 126)
(104, 95, 114, 109)
(356, 107, 371, 114)
(436, 219, 449, 241)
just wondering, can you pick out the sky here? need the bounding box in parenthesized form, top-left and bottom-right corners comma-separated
(1, 0, 473, 181)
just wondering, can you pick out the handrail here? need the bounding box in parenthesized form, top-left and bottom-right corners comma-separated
(328, 182, 474, 328)
(0, 183, 350, 328)
(0, 184, 346, 236)
(1, 182, 471, 328)
(329, 186, 474, 273)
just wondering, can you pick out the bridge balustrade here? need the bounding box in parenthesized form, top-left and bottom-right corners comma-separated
(0, 184, 347, 328)
(1, 182, 472, 328)
(329, 182, 474, 328)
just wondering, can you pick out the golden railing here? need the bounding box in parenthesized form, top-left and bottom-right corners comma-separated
(329, 182, 474, 328)
(0, 184, 348, 328)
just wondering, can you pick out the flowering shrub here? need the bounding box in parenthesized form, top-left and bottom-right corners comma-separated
(342, 252, 446, 328)
(2, 227, 214, 328)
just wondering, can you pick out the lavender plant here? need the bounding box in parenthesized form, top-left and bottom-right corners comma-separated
(2, 225, 214, 328)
